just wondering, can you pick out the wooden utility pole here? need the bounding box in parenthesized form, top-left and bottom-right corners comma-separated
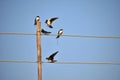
(36, 19, 42, 80)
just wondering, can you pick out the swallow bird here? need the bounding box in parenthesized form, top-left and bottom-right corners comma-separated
(41, 29, 51, 35)
(46, 51, 59, 63)
(56, 29, 63, 38)
(45, 17, 58, 28)
(34, 16, 40, 25)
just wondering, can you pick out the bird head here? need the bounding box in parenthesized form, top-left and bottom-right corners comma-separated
(60, 29, 63, 31)
(46, 57, 49, 60)
(36, 16, 40, 21)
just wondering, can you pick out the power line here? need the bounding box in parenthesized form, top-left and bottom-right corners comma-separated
(0, 32, 35, 35)
(0, 60, 37, 63)
(53, 62, 120, 65)
(0, 32, 120, 38)
(1, 60, 120, 65)
(47, 34, 120, 38)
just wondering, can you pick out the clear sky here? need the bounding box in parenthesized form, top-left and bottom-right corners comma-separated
(0, 0, 120, 80)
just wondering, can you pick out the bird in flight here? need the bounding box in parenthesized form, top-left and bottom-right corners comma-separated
(45, 17, 58, 28)
(46, 51, 59, 63)
(41, 29, 51, 35)
(34, 16, 40, 25)
(56, 29, 63, 38)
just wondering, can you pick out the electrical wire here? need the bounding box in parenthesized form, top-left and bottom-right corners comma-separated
(53, 62, 120, 65)
(0, 32, 35, 35)
(46, 34, 120, 38)
(0, 32, 120, 38)
(1, 60, 120, 65)
(0, 60, 37, 63)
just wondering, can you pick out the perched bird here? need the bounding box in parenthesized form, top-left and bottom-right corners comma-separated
(56, 29, 63, 38)
(41, 29, 51, 35)
(45, 17, 58, 28)
(34, 16, 40, 25)
(46, 51, 59, 63)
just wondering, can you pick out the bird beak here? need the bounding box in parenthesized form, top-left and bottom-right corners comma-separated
(46, 57, 49, 60)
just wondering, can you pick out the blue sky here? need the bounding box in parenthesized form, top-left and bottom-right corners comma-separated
(0, 0, 120, 80)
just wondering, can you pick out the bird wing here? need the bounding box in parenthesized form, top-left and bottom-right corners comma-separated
(41, 29, 51, 34)
(50, 17, 58, 23)
(34, 18, 36, 25)
(41, 29, 46, 33)
(49, 51, 59, 58)
(45, 20, 48, 24)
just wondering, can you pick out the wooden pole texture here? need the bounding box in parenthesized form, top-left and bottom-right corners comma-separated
(36, 20, 42, 80)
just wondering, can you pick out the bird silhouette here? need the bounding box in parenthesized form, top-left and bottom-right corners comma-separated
(34, 16, 40, 25)
(41, 29, 51, 35)
(56, 29, 63, 38)
(45, 17, 58, 28)
(46, 51, 59, 63)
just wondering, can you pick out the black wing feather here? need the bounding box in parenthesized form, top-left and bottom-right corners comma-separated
(49, 51, 59, 58)
(34, 18, 36, 25)
(50, 17, 58, 23)
(45, 20, 48, 24)
(41, 29, 51, 34)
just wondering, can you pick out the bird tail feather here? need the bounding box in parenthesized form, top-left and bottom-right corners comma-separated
(49, 25, 53, 28)
(56, 35, 59, 38)
(46, 57, 49, 60)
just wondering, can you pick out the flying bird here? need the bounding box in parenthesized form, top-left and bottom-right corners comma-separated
(34, 16, 40, 25)
(46, 51, 59, 63)
(41, 29, 51, 35)
(56, 29, 63, 38)
(45, 17, 58, 28)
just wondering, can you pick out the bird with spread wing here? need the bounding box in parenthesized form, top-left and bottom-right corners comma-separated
(45, 17, 58, 28)
(46, 51, 59, 63)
